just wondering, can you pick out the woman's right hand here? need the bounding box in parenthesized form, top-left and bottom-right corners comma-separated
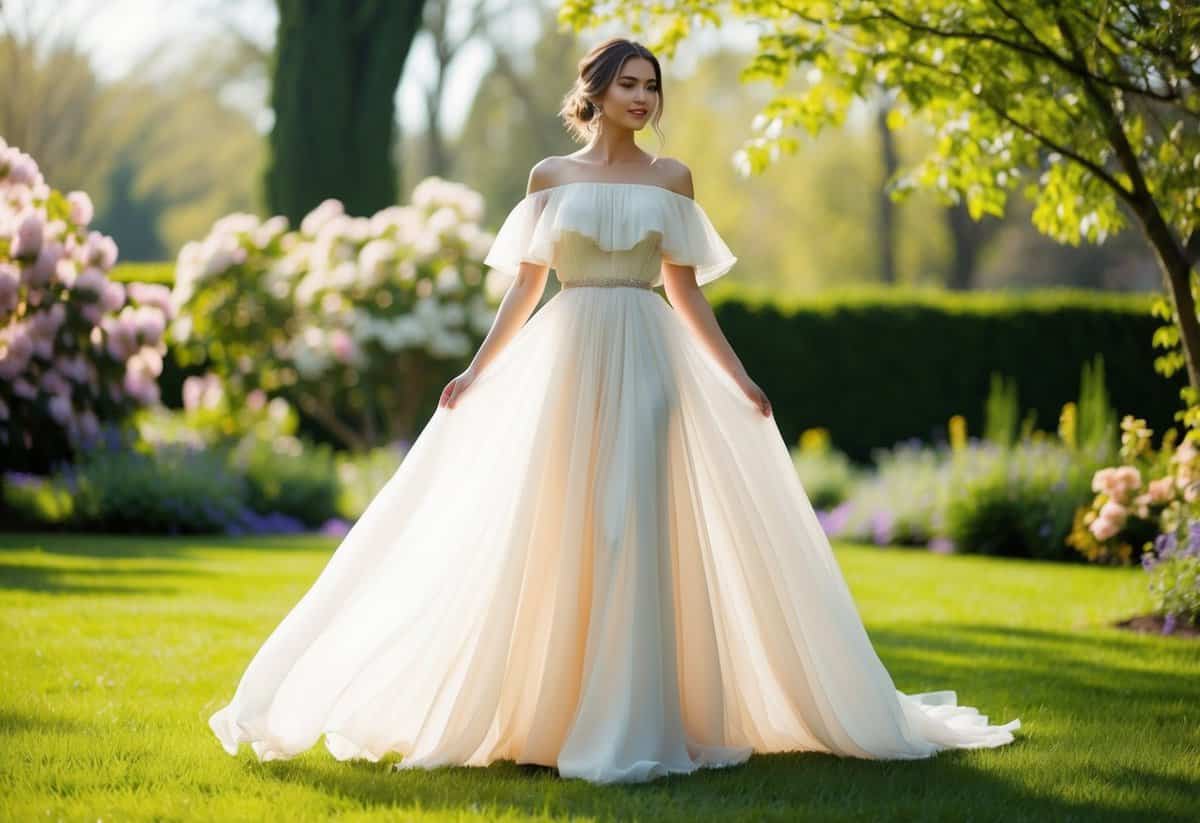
(734, 371, 772, 417)
(439, 366, 479, 409)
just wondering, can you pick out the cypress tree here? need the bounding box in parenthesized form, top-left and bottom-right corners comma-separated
(265, 0, 425, 224)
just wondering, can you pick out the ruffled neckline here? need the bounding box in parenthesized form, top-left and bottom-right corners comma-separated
(519, 180, 697, 204)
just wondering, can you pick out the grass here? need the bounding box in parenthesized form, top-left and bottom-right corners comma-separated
(0, 531, 1196, 822)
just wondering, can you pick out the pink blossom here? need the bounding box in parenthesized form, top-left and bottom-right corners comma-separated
(126, 282, 173, 317)
(122, 366, 159, 406)
(82, 231, 118, 270)
(330, 328, 355, 363)
(10, 212, 45, 260)
(78, 409, 100, 443)
(47, 393, 74, 426)
(80, 303, 102, 324)
(30, 239, 63, 286)
(54, 258, 78, 288)
(1147, 476, 1174, 505)
(246, 388, 267, 411)
(73, 267, 107, 298)
(67, 191, 94, 227)
(1097, 500, 1128, 530)
(11, 377, 36, 399)
(183, 373, 223, 412)
(132, 305, 166, 344)
(1089, 515, 1121, 541)
(4, 149, 41, 186)
(39, 369, 69, 396)
(100, 279, 126, 313)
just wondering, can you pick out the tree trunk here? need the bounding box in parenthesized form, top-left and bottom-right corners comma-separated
(875, 98, 898, 285)
(265, 0, 426, 224)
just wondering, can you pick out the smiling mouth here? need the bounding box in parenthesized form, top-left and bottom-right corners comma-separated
(629, 109, 647, 117)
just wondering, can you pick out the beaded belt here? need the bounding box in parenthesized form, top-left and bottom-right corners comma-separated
(561, 277, 654, 290)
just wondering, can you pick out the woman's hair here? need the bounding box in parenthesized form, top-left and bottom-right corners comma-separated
(559, 37, 665, 146)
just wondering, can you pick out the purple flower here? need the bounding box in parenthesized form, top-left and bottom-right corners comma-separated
(1141, 551, 1157, 572)
(1162, 613, 1177, 635)
(927, 536, 955, 554)
(817, 501, 852, 537)
(870, 509, 895, 546)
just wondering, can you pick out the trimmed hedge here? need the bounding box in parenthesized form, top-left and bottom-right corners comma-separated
(705, 281, 1182, 462)
(113, 264, 1182, 461)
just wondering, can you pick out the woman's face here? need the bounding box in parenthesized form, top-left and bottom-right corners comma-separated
(596, 57, 658, 131)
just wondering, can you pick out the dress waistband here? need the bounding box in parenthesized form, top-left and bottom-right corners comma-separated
(560, 278, 654, 290)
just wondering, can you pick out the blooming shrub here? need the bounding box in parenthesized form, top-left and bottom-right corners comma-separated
(169, 177, 501, 450)
(1069, 415, 1200, 632)
(789, 427, 859, 510)
(0, 138, 174, 469)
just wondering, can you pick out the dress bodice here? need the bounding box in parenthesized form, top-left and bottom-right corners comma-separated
(482, 181, 737, 290)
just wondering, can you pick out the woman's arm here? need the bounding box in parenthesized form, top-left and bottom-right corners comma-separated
(660, 164, 771, 417)
(440, 164, 554, 408)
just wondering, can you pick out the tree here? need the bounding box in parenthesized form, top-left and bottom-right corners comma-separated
(265, 0, 426, 224)
(560, 1, 1200, 386)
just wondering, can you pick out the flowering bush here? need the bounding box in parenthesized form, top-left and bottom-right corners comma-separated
(0, 138, 174, 469)
(789, 427, 859, 510)
(1069, 415, 1200, 632)
(169, 176, 501, 450)
(1067, 415, 1187, 565)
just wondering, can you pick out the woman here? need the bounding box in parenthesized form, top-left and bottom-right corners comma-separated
(209, 36, 1021, 785)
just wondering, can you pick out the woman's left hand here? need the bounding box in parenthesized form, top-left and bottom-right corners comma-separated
(735, 372, 772, 417)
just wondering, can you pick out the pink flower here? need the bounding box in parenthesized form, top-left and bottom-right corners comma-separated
(133, 305, 166, 344)
(82, 231, 118, 270)
(1089, 515, 1121, 541)
(330, 328, 356, 363)
(47, 393, 74, 426)
(30, 240, 63, 286)
(78, 409, 100, 443)
(73, 267, 107, 299)
(1147, 476, 1174, 505)
(11, 377, 36, 399)
(246, 388, 267, 411)
(67, 191, 94, 227)
(10, 212, 45, 260)
(100, 279, 126, 313)
(1098, 500, 1128, 525)
(4, 149, 41, 186)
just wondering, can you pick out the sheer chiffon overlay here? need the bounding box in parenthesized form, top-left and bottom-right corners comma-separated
(209, 181, 1021, 784)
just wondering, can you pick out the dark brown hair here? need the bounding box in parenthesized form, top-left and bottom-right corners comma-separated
(559, 37, 665, 146)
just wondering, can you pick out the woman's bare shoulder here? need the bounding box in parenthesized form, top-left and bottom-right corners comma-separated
(655, 157, 694, 199)
(526, 157, 569, 195)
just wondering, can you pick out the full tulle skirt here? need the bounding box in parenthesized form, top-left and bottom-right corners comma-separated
(208, 285, 1020, 784)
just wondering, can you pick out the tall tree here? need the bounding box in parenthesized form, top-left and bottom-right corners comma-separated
(561, 2, 1200, 388)
(266, 0, 425, 223)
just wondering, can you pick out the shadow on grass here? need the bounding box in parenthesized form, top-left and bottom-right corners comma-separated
(243, 744, 1182, 823)
(0, 560, 213, 595)
(0, 531, 333, 559)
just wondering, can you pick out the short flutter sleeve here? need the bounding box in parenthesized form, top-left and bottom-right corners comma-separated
(656, 195, 738, 288)
(481, 189, 555, 282)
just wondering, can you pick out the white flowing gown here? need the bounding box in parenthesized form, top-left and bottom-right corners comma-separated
(209, 181, 1021, 784)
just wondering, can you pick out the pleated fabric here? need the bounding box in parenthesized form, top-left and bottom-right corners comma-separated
(209, 183, 1020, 784)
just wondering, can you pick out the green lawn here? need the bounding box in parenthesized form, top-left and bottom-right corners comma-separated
(1, 532, 1196, 822)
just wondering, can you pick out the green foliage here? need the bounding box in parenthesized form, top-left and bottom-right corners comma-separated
(228, 435, 341, 529)
(66, 443, 249, 534)
(789, 427, 859, 509)
(983, 372, 1020, 448)
(560, 2, 1199, 253)
(708, 284, 1182, 462)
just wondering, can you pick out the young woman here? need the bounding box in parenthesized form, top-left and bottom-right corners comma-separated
(209, 36, 1021, 785)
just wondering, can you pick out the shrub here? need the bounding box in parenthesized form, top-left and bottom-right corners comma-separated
(0, 138, 174, 471)
(169, 177, 502, 450)
(63, 442, 249, 534)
